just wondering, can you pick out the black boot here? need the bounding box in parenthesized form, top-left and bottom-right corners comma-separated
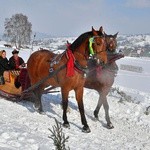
(0, 76, 5, 85)
(14, 76, 21, 88)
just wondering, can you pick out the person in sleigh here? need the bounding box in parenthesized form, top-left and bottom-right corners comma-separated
(9, 49, 25, 88)
(9, 49, 25, 70)
(0, 50, 10, 85)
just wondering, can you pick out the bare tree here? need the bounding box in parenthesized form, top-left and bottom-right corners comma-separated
(3, 13, 32, 48)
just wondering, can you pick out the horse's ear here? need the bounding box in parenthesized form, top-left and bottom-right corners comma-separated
(99, 26, 105, 36)
(92, 26, 98, 35)
(67, 40, 70, 44)
(99, 26, 103, 33)
(104, 32, 107, 37)
(114, 32, 119, 38)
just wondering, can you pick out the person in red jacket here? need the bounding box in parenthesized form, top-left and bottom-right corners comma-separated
(9, 49, 25, 88)
(9, 49, 25, 70)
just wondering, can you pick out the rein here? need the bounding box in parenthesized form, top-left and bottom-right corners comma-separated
(23, 64, 66, 93)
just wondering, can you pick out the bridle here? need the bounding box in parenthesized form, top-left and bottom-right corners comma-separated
(89, 36, 106, 56)
(106, 37, 117, 53)
(88, 35, 106, 65)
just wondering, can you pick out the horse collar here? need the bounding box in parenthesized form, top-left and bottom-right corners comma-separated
(74, 60, 89, 75)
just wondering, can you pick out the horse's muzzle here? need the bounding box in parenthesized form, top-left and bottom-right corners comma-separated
(92, 54, 106, 66)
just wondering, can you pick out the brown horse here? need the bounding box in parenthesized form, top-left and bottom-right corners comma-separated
(85, 30, 124, 129)
(27, 27, 107, 133)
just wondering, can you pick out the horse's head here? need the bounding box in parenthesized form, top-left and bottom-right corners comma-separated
(98, 26, 124, 64)
(105, 33, 118, 52)
(99, 26, 118, 53)
(88, 27, 107, 65)
(70, 27, 107, 66)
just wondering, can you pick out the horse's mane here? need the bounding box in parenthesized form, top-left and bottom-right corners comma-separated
(69, 30, 104, 51)
(70, 31, 93, 51)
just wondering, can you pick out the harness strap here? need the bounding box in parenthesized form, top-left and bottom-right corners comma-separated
(23, 64, 66, 93)
(74, 60, 89, 74)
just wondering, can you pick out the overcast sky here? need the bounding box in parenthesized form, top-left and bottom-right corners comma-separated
(0, 0, 150, 37)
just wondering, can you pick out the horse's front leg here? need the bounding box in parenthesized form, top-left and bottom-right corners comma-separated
(75, 87, 91, 133)
(94, 92, 103, 119)
(61, 88, 70, 128)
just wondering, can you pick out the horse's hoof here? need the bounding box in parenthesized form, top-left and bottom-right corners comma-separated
(33, 104, 40, 111)
(82, 126, 91, 133)
(94, 116, 99, 121)
(107, 123, 114, 129)
(63, 123, 70, 128)
(39, 111, 45, 115)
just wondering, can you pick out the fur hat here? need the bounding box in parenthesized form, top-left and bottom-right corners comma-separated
(12, 49, 19, 54)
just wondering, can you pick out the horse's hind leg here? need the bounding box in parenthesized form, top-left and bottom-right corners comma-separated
(61, 89, 70, 128)
(75, 87, 91, 133)
(101, 91, 114, 129)
(94, 94, 103, 119)
(94, 90, 114, 129)
(33, 88, 43, 113)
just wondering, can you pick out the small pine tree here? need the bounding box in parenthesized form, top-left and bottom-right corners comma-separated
(48, 119, 70, 150)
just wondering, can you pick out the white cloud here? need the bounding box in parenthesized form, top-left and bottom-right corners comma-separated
(125, 0, 150, 8)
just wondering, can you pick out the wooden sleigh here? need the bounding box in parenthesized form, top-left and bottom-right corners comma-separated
(0, 68, 59, 101)
(0, 70, 22, 100)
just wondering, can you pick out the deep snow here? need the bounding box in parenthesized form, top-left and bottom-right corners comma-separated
(0, 38, 150, 150)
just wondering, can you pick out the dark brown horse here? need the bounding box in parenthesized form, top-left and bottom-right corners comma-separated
(27, 27, 107, 133)
(85, 29, 124, 129)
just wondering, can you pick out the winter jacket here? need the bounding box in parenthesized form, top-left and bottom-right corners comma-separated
(0, 56, 10, 76)
(9, 56, 24, 70)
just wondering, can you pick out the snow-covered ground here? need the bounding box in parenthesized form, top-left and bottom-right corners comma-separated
(0, 38, 150, 150)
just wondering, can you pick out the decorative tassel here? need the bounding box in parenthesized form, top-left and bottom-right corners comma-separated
(66, 49, 75, 77)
